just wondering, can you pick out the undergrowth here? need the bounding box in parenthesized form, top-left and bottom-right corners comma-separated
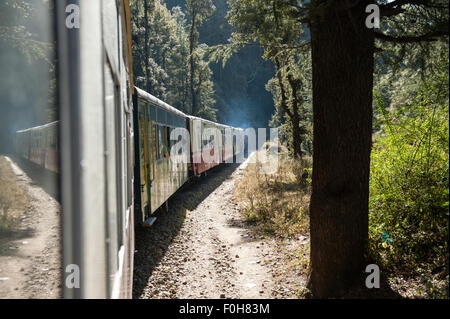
(0, 156, 28, 234)
(234, 146, 311, 238)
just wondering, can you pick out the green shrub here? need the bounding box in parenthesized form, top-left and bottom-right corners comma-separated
(369, 70, 449, 279)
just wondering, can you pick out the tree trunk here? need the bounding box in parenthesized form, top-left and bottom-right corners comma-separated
(144, 0, 151, 92)
(308, 0, 374, 297)
(189, 12, 197, 115)
(274, 56, 303, 159)
(286, 73, 304, 159)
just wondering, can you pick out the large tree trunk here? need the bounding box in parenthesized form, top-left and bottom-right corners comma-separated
(308, 0, 374, 297)
(144, 0, 151, 92)
(189, 13, 198, 115)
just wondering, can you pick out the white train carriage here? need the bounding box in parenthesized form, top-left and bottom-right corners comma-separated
(187, 116, 239, 176)
(133, 87, 189, 226)
(56, 0, 135, 299)
(15, 121, 59, 172)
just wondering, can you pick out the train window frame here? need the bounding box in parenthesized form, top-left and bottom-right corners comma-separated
(103, 58, 122, 292)
(157, 124, 162, 160)
(126, 116, 133, 207)
(165, 126, 171, 152)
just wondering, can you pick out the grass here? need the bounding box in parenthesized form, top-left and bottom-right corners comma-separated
(0, 156, 28, 234)
(235, 140, 448, 298)
(234, 144, 311, 238)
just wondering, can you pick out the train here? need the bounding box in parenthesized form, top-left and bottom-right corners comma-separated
(133, 87, 244, 226)
(16, 121, 59, 173)
(12, 0, 244, 299)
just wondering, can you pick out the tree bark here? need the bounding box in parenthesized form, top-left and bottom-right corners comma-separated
(286, 72, 304, 159)
(274, 56, 303, 159)
(189, 12, 198, 115)
(308, 0, 374, 297)
(144, 0, 151, 92)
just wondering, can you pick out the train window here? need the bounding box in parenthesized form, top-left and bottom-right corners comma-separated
(104, 61, 120, 291)
(202, 125, 215, 149)
(162, 125, 169, 159)
(149, 103, 156, 122)
(165, 126, 171, 150)
(209, 132, 214, 149)
(139, 115, 146, 182)
(127, 119, 133, 207)
(154, 124, 170, 160)
(156, 124, 162, 160)
(151, 121, 156, 162)
(176, 130, 183, 155)
(157, 108, 166, 125)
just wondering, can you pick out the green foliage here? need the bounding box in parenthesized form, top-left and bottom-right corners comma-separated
(0, 0, 57, 152)
(186, 0, 217, 119)
(130, 0, 216, 119)
(267, 50, 313, 157)
(216, 0, 312, 156)
(369, 56, 449, 283)
(0, 0, 53, 64)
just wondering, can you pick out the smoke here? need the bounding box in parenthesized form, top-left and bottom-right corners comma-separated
(0, 0, 55, 154)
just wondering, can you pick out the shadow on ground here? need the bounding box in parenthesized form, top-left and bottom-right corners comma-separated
(132, 163, 241, 298)
(0, 228, 35, 257)
(10, 155, 59, 201)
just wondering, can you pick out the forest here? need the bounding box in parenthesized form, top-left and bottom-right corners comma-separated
(130, 0, 449, 298)
(0, 0, 448, 299)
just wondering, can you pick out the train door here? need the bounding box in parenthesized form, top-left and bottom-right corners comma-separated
(137, 100, 152, 221)
(104, 61, 122, 297)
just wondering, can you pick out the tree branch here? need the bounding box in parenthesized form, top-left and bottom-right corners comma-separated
(380, 7, 405, 17)
(379, 0, 447, 10)
(380, 0, 425, 10)
(374, 30, 449, 43)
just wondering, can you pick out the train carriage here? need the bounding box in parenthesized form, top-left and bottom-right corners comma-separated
(133, 87, 189, 226)
(188, 116, 225, 176)
(218, 123, 235, 164)
(15, 121, 59, 172)
(43, 121, 59, 173)
(56, 0, 135, 299)
(9, 0, 245, 299)
(16, 129, 31, 160)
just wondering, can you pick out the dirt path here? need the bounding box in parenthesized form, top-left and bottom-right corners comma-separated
(0, 156, 61, 299)
(134, 158, 305, 299)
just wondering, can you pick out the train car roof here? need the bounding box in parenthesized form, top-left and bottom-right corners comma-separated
(16, 121, 58, 133)
(135, 86, 188, 119)
(135, 86, 243, 131)
(186, 115, 241, 131)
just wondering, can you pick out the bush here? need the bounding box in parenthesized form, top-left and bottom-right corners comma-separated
(234, 148, 311, 237)
(0, 156, 28, 234)
(369, 72, 449, 283)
